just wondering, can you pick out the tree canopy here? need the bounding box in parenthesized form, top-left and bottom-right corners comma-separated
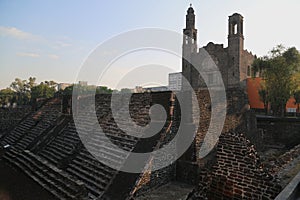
(0, 77, 57, 106)
(252, 45, 300, 116)
(0, 88, 15, 106)
(9, 77, 36, 105)
(61, 85, 114, 96)
(0, 77, 116, 107)
(31, 81, 57, 99)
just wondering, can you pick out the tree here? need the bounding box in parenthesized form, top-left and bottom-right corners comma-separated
(62, 85, 74, 95)
(0, 88, 15, 106)
(27, 77, 37, 89)
(10, 77, 34, 105)
(258, 88, 268, 115)
(2, 77, 59, 105)
(31, 81, 56, 100)
(252, 45, 300, 117)
(96, 86, 113, 94)
(44, 80, 57, 88)
(292, 71, 300, 91)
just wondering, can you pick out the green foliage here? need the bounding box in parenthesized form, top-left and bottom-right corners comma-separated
(27, 77, 37, 89)
(0, 88, 16, 105)
(62, 85, 114, 96)
(1, 77, 58, 106)
(252, 45, 300, 116)
(293, 72, 300, 91)
(96, 86, 113, 94)
(10, 77, 36, 105)
(61, 85, 74, 95)
(258, 88, 268, 114)
(31, 81, 56, 99)
(2, 77, 116, 106)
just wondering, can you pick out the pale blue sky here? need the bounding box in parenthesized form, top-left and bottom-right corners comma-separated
(1, 0, 300, 89)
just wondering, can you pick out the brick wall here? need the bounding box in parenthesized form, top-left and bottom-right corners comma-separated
(189, 132, 282, 200)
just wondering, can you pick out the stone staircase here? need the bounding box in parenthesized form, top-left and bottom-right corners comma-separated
(71, 110, 140, 199)
(0, 98, 61, 149)
(3, 148, 87, 200)
(66, 149, 116, 199)
(14, 99, 62, 151)
(0, 93, 171, 200)
(0, 114, 36, 146)
(38, 121, 81, 166)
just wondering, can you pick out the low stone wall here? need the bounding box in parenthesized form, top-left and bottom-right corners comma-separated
(275, 171, 300, 200)
(257, 116, 300, 149)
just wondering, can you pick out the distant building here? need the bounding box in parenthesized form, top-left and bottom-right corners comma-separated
(144, 86, 169, 92)
(78, 81, 88, 86)
(133, 86, 145, 93)
(247, 77, 299, 113)
(168, 72, 182, 91)
(57, 83, 72, 91)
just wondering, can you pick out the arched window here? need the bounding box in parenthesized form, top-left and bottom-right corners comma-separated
(234, 24, 238, 34)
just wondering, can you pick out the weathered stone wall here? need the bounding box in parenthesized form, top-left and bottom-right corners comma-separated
(174, 87, 254, 187)
(204, 43, 230, 87)
(188, 132, 282, 200)
(194, 87, 249, 160)
(257, 117, 300, 150)
(131, 92, 177, 196)
(240, 50, 255, 87)
(176, 87, 284, 199)
(187, 39, 254, 90)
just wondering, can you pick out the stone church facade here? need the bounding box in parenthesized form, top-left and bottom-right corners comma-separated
(182, 5, 255, 90)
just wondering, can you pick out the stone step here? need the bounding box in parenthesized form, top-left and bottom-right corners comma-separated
(67, 165, 105, 197)
(3, 149, 86, 200)
(40, 148, 63, 164)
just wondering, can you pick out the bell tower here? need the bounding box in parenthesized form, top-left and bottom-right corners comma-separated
(228, 13, 244, 87)
(182, 4, 198, 89)
(183, 4, 197, 54)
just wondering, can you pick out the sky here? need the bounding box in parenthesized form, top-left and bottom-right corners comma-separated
(1, 0, 300, 89)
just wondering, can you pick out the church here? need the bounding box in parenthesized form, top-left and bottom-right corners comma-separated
(182, 5, 255, 90)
